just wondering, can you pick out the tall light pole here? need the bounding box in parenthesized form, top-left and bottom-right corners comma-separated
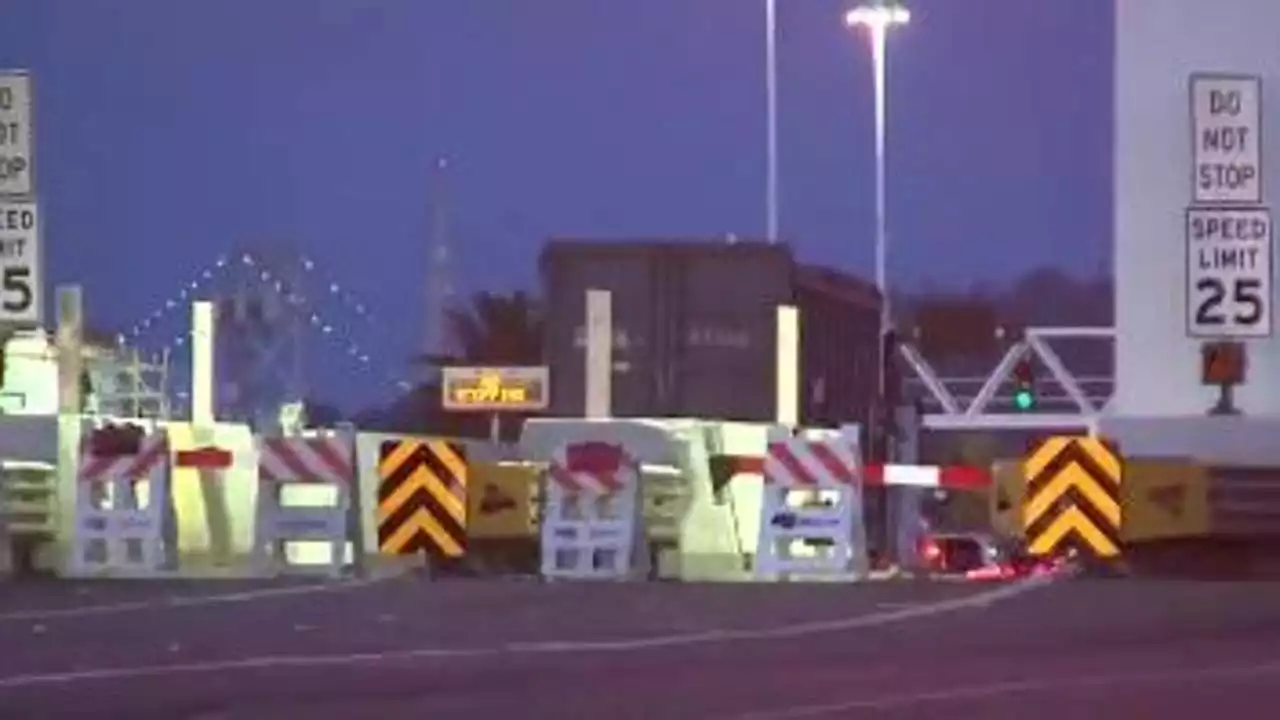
(765, 0, 780, 243)
(848, 2, 911, 570)
(846, 1, 909, 397)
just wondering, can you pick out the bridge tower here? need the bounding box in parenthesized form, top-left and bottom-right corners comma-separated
(423, 155, 454, 377)
(216, 248, 307, 431)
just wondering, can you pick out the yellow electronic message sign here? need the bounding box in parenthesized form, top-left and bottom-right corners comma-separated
(441, 366, 549, 412)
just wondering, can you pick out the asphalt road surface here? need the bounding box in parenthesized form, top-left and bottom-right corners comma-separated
(0, 574, 1278, 718)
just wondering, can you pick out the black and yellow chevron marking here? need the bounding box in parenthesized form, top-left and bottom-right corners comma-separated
(1022, 435, 1122, 558)
(377, 439, 468, 558)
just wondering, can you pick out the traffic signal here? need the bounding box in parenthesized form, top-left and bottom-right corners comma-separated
(1012, 357, 1036, 411)
(881, 329, 901, 407)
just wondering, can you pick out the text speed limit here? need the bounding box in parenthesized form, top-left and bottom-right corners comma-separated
(1186, 207, 1272, 338)
(0, 201, 41, 324)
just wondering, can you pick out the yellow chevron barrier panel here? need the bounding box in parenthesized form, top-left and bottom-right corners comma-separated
(1022, 436, 1123, 558)
(376, 438, 468, 558)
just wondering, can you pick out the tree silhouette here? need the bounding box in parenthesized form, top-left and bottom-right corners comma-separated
(380, 291, 545, 439)
(303, 399, 345, 427)
(443, 290, 544, 364)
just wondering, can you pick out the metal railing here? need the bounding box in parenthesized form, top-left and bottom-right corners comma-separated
(900, 326, 1116, 431)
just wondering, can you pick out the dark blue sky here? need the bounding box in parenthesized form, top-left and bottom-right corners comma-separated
(2, 0, 1112, 407)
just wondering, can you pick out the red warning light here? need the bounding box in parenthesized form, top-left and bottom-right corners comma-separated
(1201, 341, 1246, 386)
(1012, 358, 1034, 384)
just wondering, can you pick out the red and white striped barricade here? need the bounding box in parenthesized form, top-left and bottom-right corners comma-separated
(864, 463, 992, 570)
(253, 434, 355, 577)
(755, 425, 869, 581)
(70, 424, 174, 578)
(540, 441, 648, 581)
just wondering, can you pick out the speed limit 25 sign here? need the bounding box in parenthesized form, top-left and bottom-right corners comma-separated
(0, 201, 41, 325)
(1185, 206, 1272, 338)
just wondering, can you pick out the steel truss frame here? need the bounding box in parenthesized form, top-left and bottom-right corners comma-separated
(899, 326, 1115, 431)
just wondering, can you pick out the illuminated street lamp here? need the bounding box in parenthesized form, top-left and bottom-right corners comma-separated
(845, 1, 909, 396)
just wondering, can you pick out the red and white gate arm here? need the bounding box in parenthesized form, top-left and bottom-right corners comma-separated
(763, 434, 860, 488)
(863, 464, 991, 491)
(549, 441, 631, 494)
(257, 436, 354, 484)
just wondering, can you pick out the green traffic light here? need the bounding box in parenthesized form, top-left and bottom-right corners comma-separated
(1013, 387, 1035, 411)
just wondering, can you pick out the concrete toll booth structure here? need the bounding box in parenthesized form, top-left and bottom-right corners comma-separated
(1107, 0, 1280, 546)
(1115, 0, 1280, 415)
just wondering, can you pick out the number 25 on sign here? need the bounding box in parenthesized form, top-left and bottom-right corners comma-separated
(1186, 207, 1272, 338)
(0, 201, 40, 325)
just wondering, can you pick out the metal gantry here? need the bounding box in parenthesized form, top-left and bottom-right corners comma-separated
(92, 345, 172, 419)
(900, 326, 1115, 432)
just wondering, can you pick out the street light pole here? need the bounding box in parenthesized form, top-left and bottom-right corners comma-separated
(765, 0, 780, 243)
(846, 2, 910, 397)
(847, 1, 911, 572)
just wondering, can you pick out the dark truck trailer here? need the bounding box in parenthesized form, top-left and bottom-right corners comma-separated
(540, 239, 882, 427)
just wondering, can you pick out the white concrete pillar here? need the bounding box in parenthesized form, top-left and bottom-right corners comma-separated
(775, 305, 799, 427)
(191, 301, 216, 424)
(585, 289, 612, 419)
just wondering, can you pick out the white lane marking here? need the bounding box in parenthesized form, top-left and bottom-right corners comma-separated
(0, 574, 394, 623)
(0, 573, 1062, 690)
(727, 659, 1280, 718)
(875, 602, 920, 610)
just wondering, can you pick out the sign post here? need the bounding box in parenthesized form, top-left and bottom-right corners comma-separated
(1186, 73, 1270, 416)
(0, 70, 40, 406)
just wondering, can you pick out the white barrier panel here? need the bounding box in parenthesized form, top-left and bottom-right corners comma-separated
(70, 425, 173, 577)
(755, 425, 868, 581)
(541, 441, 647, 581)
(252, 435, 355, 577)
